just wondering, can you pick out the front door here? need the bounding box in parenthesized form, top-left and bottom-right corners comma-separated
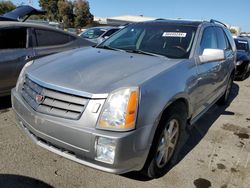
(192, 26, 223, 117)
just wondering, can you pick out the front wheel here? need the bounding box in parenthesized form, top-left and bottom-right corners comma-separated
(141, 103, 187, 178)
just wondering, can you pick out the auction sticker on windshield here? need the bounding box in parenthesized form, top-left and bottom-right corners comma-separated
(162, 32, 187, 37)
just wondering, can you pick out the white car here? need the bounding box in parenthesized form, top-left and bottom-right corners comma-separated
(79, 27, 120, 44)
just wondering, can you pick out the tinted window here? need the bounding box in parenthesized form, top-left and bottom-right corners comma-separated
(234, 39, 249, 52)
(99, 23, 197, 59)
(102, 29, 119, 38)
(35, 29, 75, 47)
(200, 27, 217, 54)
(0, 28, 27, 49)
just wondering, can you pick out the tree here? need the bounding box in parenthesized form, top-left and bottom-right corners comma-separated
(58, 0, 74, 28)
(0, 1, 16, 15)
(74, 0, 93, 28)
(230, 28, 238, 35)
(38, 0, 93, 28)
(39, 0, 59, 21)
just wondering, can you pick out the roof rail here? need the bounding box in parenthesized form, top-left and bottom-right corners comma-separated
(210, 19, 227, 28)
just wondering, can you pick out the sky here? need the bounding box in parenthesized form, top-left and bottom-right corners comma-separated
(10, 0, 250, 32)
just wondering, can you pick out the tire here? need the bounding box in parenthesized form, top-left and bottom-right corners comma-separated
(239, 64, 248, 81)
(141, 102, 188, 178)
(217, 74, 233, 105)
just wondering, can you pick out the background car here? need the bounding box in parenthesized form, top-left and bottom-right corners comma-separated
(234, 37, 250, 80)
(0, 6, 94, 97)
(0, 5, 45, 21)
(79, 26, 120, 44)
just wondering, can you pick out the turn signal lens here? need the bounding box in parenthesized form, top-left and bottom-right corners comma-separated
(125, 91, 138, 129)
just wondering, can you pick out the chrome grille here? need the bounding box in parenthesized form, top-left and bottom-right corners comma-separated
(21, 76, 89, 120)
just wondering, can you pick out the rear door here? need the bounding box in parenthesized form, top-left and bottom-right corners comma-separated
(0, 27, 34, 95)
(215, 27, 234, 92)
(32, 28, 79, 58)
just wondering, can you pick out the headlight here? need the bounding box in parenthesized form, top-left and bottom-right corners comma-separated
(236, 60, 243, 66)
(97, 87, 139, 131)
(16, 60, 34, 92)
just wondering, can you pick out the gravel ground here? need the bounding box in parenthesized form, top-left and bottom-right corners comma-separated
(0, 77, 249, 188)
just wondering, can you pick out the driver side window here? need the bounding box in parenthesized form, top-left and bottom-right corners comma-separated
(199, 27, 218, 54)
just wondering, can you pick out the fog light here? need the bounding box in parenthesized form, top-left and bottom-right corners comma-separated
(95, 137, 116, 164)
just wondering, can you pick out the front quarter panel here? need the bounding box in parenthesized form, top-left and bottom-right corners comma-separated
(136, 59, 198, 149)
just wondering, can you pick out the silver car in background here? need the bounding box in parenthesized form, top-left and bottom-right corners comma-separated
(79, 26, 120, 44)
(12, 19, 236, 178)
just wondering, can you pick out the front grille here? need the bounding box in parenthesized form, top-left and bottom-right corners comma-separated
(21, 76, 89, 120)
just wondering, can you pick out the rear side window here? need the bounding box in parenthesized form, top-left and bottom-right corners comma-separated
(215, 27, 227, 50)
(35, 29, 76, 47)
(216, 27, 232, 50)
(223, 28, 236, 51)
(0, 28, 27, 49)
(200, 27, 218, 54)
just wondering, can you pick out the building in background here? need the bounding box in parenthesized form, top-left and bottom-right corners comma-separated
(94, 15, 156, 26)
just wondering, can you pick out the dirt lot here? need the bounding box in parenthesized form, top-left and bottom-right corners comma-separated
(0, 77, 249, 188)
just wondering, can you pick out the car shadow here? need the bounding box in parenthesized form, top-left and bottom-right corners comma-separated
(0, 95, 11, 111)
(123, 83, 239, 181)
(0, 174, 53, 188)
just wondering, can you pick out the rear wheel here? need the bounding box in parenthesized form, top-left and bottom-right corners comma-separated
(141, 103, 187, 178)
(239, 64, 248, 81)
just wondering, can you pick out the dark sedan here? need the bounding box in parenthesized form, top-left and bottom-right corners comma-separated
(0, 6, 93, 96)
(234, 38, 250, 80)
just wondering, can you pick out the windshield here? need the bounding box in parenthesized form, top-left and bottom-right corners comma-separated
(234, 39, 249, 52)
(98, 23, 197, 59)
(80, 28, 106, 39)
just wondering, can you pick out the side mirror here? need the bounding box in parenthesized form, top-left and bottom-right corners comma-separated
(199, 48, 225, 63)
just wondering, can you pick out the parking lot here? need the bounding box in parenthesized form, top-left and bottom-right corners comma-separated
(0, 76, 249, 188)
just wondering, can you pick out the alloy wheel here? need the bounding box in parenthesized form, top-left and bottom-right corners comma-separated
(155, 119, 180, 168)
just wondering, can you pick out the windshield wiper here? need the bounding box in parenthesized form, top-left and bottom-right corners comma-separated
(126, 49, 167, 58)
(96, 45, 125, 52)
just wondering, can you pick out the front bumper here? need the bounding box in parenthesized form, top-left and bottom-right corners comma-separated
(11, 89, 151, 174)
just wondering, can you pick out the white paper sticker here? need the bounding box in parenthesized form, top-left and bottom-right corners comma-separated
(162, 32, 187, 37)
(238, 40, 248, 44)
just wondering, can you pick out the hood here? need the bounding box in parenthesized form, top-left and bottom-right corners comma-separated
(27, 47, 181, 97)
(2, 5, 45, 22)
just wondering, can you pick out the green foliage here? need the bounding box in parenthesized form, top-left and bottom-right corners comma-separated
(230, 28, 237, 35)
(58, 0, 74, 28)
(74, 0, 93, 28)
(0, 1, 16, 15)
(39, 0, 59, 21)
(38, 0, 93, 28)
